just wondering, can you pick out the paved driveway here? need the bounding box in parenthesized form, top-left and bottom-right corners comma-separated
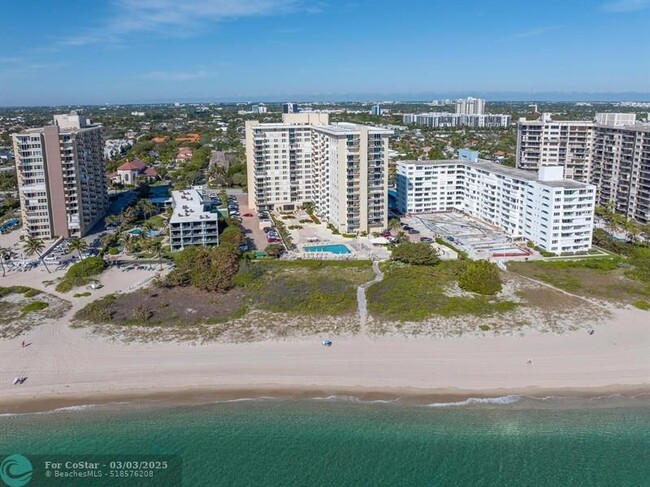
(235, 194, 269, 251)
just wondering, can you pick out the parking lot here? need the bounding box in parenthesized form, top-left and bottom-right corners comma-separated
(402, 211, 533, 261)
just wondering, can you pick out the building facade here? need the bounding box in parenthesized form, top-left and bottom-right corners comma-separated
(516, 113, 650, 222)
(246, 113, 392, 233)
(403, 112, 510, 128)
(455, 97, 485, 115)
(12, 112, 108, 239)
(169, 188, 219, 252)
(396, 159, 596, 255)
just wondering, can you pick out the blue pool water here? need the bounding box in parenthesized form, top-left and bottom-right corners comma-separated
(128, 229, 159, 237)
(304, 244, 351, 254)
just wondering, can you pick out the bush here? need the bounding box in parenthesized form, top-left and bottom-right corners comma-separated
(265, 243, 284, 258)
(632, 300, 650, 311)
(73, 291, 92, 298)
(391, 242, 440, 266)
(74, 294, 116, 323)
(220, 225, 244, 250)
(108, 247, 119, 255)
(23, 288, 41, 298)
(288, 225, 303, 230)
(21, 301, 49, 314)
(327, 223, 340, 235)
(435, 237, 469, 260)
(166, 246, 240, 292)
(479, 324, 491, 331)
(56, 256, 107, 293)
(458, 260, 502, 295)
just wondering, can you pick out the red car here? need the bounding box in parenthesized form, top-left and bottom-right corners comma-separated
(242, 213, 253, 217)
(267, 238, 282, 243)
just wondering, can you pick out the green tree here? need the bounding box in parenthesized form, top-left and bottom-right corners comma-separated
(220, 225, 243, 250)
(391, 242, 439, 266)
(149, 240, 164, 270)
(119, 233, 136, 255)
(24, 237, 50, 273)
(458, 260, 502, 295)
(137, 200, 157, 220)
(265, 243, 284, 258)
(67, 237, 88, 259)
(623, 219, 641, 242)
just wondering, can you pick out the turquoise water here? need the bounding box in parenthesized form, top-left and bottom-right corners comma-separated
(127, 228, 159, 237)
(304, 244, 351, 254)
(1, 396, 649, 486)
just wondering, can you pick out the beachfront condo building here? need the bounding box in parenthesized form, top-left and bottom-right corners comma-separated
(169, 188, 219, 252)
(245, 113, 393, 234)
(403, 113, 511, 129)
(395, 158, 596, 255)
(12, 112, 108, 239)
(516, 113, 650, 223)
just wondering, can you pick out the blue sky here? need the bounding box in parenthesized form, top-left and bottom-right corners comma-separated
(1, 0, 649, 105)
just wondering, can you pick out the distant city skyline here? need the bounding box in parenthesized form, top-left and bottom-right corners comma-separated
(1, 0, 649, 106)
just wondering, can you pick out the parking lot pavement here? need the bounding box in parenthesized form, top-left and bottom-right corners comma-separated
(235, 195, 269, 251)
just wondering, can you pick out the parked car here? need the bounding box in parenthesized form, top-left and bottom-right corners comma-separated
(263, 227, 274, 233)
(420, 237, 433, 243)
(382, 231, 392, 238)
(239, 244, 249, 252)
(403, 225, 413, 231)
(408, 229, 420, 235)
(242, 213, 253, 217)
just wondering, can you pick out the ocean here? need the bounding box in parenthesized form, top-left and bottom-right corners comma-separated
(1, 394, 649, 486)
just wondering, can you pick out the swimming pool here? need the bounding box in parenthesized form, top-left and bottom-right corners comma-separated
(303, 244, 351, 254)
(128, 229, 160, 237)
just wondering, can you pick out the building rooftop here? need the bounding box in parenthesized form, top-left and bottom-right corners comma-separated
(398, 159, 591, 189)
(170, 189, 219, 224)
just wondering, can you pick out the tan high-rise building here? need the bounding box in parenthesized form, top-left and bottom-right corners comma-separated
(12, 112, 109, 239)
(246, 113, 392, 233)
(516, 113, 650, 223)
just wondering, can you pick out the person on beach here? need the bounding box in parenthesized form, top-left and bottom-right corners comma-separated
(21, 340, 25, 348)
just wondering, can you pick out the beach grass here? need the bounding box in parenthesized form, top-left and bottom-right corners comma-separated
(366, 261, 516, 322)
(508, 257, 650, 302)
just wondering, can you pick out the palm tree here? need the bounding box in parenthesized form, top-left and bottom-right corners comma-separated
(24, 237, 50, 273)
(119, 233, 135, 255)
(609, 213, 625, 235)
(137, 200, 157, 221)
(623, 219, 641, 243)
(67, 237, 88, 259)
(388, 217, 401, 233)
(0, 246, 7, 277)
(149, 240, 164, 270)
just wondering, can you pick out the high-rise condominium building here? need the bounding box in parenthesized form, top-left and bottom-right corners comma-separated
(246, 113, 393, 234)
(370, 104, 381, 116)
(282, 102, 298, 114)
(403, 113, 510, 128)
(12, 112, 108, 239)
(516, 113, 650, 222)
(396, 159, 596, 255)
(455, 97, 485, 115)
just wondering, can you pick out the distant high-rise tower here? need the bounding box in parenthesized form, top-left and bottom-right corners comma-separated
(282, 102, 297, 114)
(370, 104, 382, 116)
(455, 97, 485, 115)
(12, 112, 108, 239)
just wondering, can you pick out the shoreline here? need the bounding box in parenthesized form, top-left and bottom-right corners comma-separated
(2, 384, 650, 415)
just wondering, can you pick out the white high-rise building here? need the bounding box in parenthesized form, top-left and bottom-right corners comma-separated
(455, 97, 486, 115)
(403, 112, 510, 128)
(516, 113, 650, 222)
(396, 159, 596, 255)
(12, 112, 108, 239)
(246, 113, 392, 233)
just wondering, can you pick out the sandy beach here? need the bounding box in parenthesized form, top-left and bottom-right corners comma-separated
(0, 303, 648, 413)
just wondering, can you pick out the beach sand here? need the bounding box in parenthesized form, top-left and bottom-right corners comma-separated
(0, 305, 648, 413)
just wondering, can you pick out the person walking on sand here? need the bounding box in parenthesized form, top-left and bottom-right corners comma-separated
(21, 340, 25, 348)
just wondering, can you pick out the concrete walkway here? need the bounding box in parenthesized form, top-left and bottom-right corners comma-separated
(357, 261, 384, 330)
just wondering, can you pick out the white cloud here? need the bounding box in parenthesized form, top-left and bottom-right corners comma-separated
(502, 25, 563, 42)
(139, 70, 209, 81)
(601, 0, 650, 12)
(56, 0, 305, 47)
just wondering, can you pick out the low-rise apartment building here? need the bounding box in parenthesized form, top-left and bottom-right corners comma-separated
(12, 112, 108, 239)
(516, 113, 650, 222)
(245, 113, 392, 233)
(396, 158, 596, 254)
(169, 188, 219, 252)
